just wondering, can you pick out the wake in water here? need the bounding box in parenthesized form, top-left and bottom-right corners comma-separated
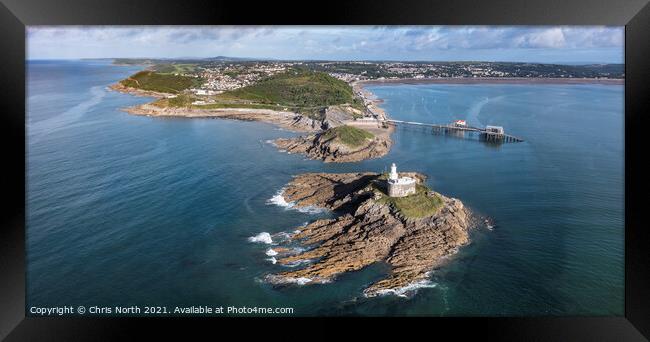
(29, 85, 107, 143)
(464, 95, 507, 127)
(465, 97, 490, 127)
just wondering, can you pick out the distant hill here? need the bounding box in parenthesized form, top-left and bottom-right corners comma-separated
(203, 56, 258, 62)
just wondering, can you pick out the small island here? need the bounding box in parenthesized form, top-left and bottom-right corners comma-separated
(273, 124, 392, 163)
(263, 164, 473, 296)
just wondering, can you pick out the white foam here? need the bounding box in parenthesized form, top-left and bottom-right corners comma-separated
(369, 279, 438, 298)
(264, 274, 312, 285)
(276, 232, 292, 240)
(277, 277, 312, 285)
(266, 189, 292, 208)
(248, 232, 273, 244)
(282, 259, 314, 268)
(266, 189, 326, 214)
(266, 257, 277, 264)
(294, 277, 313, 285)
(295, 205, 327, 214)
(265, 274, 332, 286)
(266, 248, 278, 256)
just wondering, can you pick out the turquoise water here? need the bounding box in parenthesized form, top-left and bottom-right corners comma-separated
(27, 60, 624, 316)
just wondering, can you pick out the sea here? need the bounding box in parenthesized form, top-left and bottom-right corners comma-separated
(26, 60, 624, 316)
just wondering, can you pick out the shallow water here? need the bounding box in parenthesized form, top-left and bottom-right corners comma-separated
(27, 60, 623, 316)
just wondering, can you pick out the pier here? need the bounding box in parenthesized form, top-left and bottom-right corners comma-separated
(381, 119, 524, 143)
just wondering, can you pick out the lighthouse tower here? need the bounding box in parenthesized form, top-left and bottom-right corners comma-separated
(389, 163, 399, 181)
(386, 163, 416, 197)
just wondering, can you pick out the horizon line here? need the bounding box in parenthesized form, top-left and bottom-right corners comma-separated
(26, 57, 623, 65)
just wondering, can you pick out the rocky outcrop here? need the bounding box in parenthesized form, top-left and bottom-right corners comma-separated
(264, 172, 473, 297)
(108, 82, 170, 99)
(111, 82, 365, 133)
(273, 129, 392, 163)
(320, 105, 364, 129)
(121, 103, 322, 132)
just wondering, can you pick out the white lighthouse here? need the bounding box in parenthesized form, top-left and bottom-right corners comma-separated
(389, 163, 399, 181)
(386, 163, 416, 197)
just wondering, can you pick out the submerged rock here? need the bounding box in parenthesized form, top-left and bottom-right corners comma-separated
(264, 172, 473, 297)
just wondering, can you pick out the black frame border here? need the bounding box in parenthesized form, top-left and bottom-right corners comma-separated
(1, 0, 649, 340)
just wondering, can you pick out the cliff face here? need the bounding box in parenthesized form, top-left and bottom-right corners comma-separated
(273, 129, 392, 163)
(264, 172, 472, 297)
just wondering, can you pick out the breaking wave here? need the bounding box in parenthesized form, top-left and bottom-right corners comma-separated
(266, 189, 326, 214)
(266, 248, 278, 256)
(281, 277, 313, 285)
(369, 279, 438, 298)
(248, 232, 273, 244)
(264, 274, 331, 286)
(265, 274, 313, 285)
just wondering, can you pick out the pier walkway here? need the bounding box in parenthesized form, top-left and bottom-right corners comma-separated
(379, 119, 524, 143)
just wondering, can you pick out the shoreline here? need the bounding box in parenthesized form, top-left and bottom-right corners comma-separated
(108, 83, 167, 99)
(111, 73, 622, 163)
(356, 76, 624, 86)
(122, 103, 322, 132)
(351, 75, 624, 140)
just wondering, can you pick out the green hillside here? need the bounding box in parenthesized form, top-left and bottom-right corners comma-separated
(140, 68, 366, 119)
(376, 184, 444, 219)
(216, 69, 365, 113)
(321, 125, 374, 147)
(221, 70, 352, 105)
(120, 70, 201, 94)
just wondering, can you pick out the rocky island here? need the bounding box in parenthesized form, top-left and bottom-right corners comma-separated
(263, 166, 474, 297)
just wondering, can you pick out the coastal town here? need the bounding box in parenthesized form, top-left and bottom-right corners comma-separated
(114, 58, 624, 98)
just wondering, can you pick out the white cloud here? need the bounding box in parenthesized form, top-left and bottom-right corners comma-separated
(26, 26, 624, 63)
(523, 27, 567, 48)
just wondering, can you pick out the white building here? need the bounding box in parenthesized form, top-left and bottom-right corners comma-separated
(387, 163, 416, 198)
(485, 125, 504, 134)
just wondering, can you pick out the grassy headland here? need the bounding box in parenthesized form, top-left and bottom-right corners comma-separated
(375, 180, 443, 219)
(119, 71, 201, 94)
(120, 68, 366, 120)
(321, 125, 374, 147)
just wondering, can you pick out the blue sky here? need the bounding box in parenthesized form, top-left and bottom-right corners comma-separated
(27, 26, 624, 64)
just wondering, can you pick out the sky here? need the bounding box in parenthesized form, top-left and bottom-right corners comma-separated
(27, 26, 624, 64)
